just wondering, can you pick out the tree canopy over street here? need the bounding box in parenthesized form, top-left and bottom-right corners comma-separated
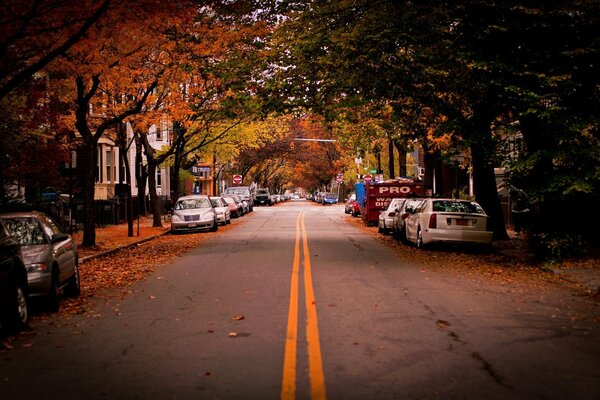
(1, 0, 598, 259)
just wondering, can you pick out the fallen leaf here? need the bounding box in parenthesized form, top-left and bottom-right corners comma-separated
(229, 332, 238, 338)
(232, 315, 245, 321)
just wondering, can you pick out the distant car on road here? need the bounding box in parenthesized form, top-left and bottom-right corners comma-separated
(392, 198, 425, 238)
(255, 188, 272, 206)
(210, 197, 231, 225)
(344, 193, 356, 214)
(377, 198, 406, 234)
(224, 186, 254, 212)
(0, 211, 79, 311)
(171, 195, 218, 233)
(404, 198, 493, 248)
(222, 196, 242, 218)
(321, 192, 338, 205)
(0, 220, 28, 330)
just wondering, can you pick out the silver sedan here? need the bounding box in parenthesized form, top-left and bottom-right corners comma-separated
(0, 211, 79, 311)
(404, 198, 493, 248)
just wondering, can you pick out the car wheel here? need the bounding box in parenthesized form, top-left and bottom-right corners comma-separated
(210, 219, 218, 232)
(64, 263, 81, 297)
(2, 281, 29, 331)
(46, 268, 60, 312)
(226, 216, 231, 224)
(416, 227, 425, 249)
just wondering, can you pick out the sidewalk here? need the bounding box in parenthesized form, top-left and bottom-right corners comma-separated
(72, 216, 171, 262)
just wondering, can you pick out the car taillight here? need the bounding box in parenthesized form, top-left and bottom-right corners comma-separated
(389, 212, 396, 217)
(428, 213, 437, 229)
(402, 213, 409, 220)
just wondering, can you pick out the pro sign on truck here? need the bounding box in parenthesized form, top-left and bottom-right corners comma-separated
(355, 179, 425, 225)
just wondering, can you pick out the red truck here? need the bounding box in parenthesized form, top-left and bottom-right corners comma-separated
(355, 179, 425, 225)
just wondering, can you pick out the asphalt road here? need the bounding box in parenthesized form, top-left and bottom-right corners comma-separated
(1, 200, 599, 400)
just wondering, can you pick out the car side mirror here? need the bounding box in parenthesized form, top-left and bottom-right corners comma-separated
(51, 233, 69, 244)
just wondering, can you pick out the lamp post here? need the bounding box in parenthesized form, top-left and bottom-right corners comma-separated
(63, 150, 77, 233)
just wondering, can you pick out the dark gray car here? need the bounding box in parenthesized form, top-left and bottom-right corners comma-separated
(0, 220, 28, 330)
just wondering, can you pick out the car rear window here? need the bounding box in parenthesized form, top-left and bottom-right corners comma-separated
(432, 200, 485, 214)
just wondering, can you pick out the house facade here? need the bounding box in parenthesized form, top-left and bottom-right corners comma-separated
(93, 121, 171, 201)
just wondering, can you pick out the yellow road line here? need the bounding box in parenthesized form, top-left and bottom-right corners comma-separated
(281, 212, 327, 400)
(301, 213, 327, 400)
(281, 212, 302, 400)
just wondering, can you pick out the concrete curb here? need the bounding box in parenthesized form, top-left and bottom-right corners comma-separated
(80, 230, 171, 264)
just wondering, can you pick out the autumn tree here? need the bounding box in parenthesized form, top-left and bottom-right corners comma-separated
(50, 1, 194, 246)
(0, 0, 111, 100)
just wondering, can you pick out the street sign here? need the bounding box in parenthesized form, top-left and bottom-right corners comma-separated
(363, 174, 373, 183)
(232, 174, 243, 184)
(336, 174, 343, 183)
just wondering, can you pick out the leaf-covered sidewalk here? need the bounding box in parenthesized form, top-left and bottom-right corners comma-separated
(72, 216, 171, 260)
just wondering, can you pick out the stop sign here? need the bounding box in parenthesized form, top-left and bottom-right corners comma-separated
(363, 174, 373, 183)
(336, 174, 343, 183)
(232, 174, 242, 184)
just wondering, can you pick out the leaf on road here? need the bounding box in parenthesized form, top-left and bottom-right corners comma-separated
(232, 315, 245, 321)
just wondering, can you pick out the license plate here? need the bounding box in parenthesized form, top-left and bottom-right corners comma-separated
(455, 219, 468, 226)
(188, 223, 197, 227)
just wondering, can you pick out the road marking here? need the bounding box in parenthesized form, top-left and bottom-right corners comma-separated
(281, 212, 327, 400)
(301, 212, 327, 400)
(281, 212, 301, 399)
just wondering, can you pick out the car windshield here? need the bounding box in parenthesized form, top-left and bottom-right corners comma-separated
(222, 197, 235, 204)
(175, 198, 211, 210)
(226, 188, 247, 195)
(210, 198, 220, 207)
(432, 200, 485, 214)
(2, 217, 48, 246)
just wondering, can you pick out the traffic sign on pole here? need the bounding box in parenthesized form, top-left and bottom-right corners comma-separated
(363, 174, 373, 183)
(232, 174, 242, 184)
(336, 174, 343, 183)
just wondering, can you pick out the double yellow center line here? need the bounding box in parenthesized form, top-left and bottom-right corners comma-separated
(281, 211, 327, 400)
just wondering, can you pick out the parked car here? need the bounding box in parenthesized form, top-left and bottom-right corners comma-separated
(0, 220, 29, 330)
(377, 198, 406, 234)
(322, 192, 338, 205)
(344, 193, 356, 214)
(404, 198, 493, 248)
(222, 196, 242, 218)
(171, 195, 218, 233)
(392, 198, 425, 238)
(230, 194, 248, 215)
(0, 211, 79, 311)
(255, 188, 272, 206)
(224, 186, 254, 212)
(210, 197, 231, 225)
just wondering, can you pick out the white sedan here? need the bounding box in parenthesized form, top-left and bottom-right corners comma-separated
(404, 198, 493, 248)
(377, 198, 406, 234)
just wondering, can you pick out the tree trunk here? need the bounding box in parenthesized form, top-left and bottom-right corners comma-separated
(422, 139, 435, 195)
(134, 135, 148, 215)
(470, 107, 509, 240)
(394, 140, 407, 177)
(82, 138, 97, 246)
(116, 123, 134, 237)
(387, 138, 395, 179)
(147, 160, 163, 228)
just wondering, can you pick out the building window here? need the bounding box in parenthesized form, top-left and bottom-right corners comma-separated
(157, 169, 162, 188)
(156, 126, 163, 141)
(106, 149, 112, 182)
(96, 146, 103, 183)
